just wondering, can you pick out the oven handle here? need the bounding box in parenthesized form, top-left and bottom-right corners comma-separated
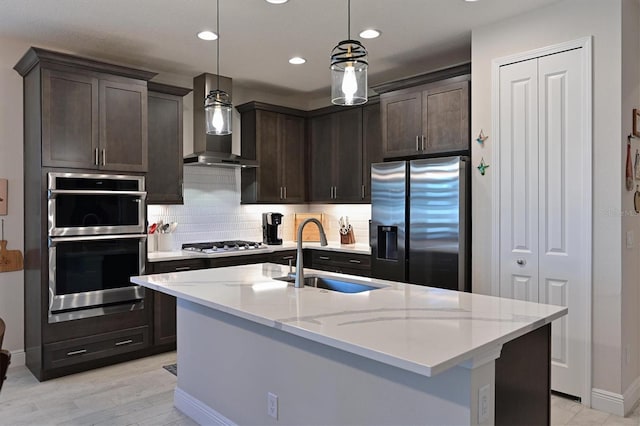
(49, 234, 148, 246)
(48, 189, 147, 199)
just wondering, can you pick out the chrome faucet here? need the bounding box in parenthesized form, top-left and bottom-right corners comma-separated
(295, 218, 328, 288)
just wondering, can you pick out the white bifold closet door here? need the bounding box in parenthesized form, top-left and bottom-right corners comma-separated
(499, 48, 587, 399)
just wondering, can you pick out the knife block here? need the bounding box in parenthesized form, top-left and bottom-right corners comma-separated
(340, 229, 356, 245)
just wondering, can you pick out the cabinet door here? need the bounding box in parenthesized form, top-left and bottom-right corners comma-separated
(147, 91, 183, 204)
(41, 68, 99, 169)
(380, 89, 422, 158)
(99, 80, 148, 172)
(362, 103, 382, 202)
(309, 114, 335, 202)
(423, 81, 469, 154)
(255, 110, 282, 203)
(334, 108, 363, 202)
(153, 291, 176, 346)
(279, 114, 306, 203)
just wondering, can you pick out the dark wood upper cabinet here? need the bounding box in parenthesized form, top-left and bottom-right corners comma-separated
(15, 47, 156, 173)
(308, 101, 378, 203)
(146, 82, 191, 204)
(237, 102, 306, 204)
(362, 102, 382, 202)
(41, 68, 99, 169)
(380, 75, 470, 159)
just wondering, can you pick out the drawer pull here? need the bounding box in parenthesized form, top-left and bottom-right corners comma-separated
(282, 256, 294, 260)
(319, 256, 331, 260)
(349, 259, 362, 264)
(66, 349, 87, 357)
(175, 266, 191, 271)
(115, 339, 133, 347)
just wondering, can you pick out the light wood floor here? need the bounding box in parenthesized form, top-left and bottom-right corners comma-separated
(0, 351, 638, 425)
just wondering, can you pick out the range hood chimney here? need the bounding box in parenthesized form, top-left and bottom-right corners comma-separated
(185, 73, 258, 168)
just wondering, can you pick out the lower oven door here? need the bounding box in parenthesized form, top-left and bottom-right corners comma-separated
(48, 234, 146, 323)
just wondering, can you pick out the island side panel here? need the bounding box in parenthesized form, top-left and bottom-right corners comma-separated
(175, 298, 495, 426)
(495, 323, 551, 425)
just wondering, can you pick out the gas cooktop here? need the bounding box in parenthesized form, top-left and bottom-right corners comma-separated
(182, 240, 265, 253)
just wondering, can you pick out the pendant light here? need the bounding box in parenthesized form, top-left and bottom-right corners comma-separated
(205, 0, 232, 135)
(330, 0, 368, 106)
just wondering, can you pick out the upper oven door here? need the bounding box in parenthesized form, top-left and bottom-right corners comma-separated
(48, 172, 146, 236)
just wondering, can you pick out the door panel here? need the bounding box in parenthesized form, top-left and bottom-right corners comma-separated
(380, 90, 422, 158)
(424, 81, 469, 154)
(335, 108, 363, 202)
(499, 58, 539, 300)
(279, 114, 306, 203)
(255, 110, 281, 202)
(537, 48, 585, 398)
(309, 114, 334, 201)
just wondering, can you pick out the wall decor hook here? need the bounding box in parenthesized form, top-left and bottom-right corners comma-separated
(477, 158, 490, 176)
(476, 129, 488, 145)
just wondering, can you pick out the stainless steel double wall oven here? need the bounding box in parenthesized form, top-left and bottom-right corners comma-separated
(47, 172, 147, 323)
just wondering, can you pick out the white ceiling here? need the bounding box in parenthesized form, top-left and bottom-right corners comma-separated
(1, 0, 561, 97)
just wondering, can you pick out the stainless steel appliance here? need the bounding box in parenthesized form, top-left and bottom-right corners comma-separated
(262, 212, 283, 245)
(182, 240, 266, 254)
(370, 156, 470, 292)
(48, 172, 146, 236)
(47, 172, 147, 323)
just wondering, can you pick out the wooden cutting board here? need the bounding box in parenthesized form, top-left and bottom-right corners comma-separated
(0, 240, 23, 273)
(293, 213, 326, 242)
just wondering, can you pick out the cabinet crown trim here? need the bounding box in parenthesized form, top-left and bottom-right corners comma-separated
(372, 63, 470, 94)
(14, 47, 158, 81)
(147, 82, 192, 97)
(236, 101, 306, 117)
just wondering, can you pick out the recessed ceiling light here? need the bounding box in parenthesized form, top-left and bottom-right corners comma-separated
(464, 0, 480, 2)
(197, 31, 218, 41)
(266, 0, 288, 4)
(289, 57, 306, 65)
(359, 29, 381, 39)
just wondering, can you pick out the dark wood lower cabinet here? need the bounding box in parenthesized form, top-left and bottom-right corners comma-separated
(495, 324, 551, 425)
(309, 250, 371, 277)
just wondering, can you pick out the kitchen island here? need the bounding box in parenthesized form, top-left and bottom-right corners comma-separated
(131, 263, 566, 425)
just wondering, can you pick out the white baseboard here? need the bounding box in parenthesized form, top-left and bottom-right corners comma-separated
(592, 379, 640, 418)
(623, 376, 640, 415)
(7, 350, 25, 368)
(174, 387, 237, 426)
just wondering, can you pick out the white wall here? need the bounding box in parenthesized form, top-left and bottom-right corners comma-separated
(472, 0, 632, 401)
(621, 0, 640, 397)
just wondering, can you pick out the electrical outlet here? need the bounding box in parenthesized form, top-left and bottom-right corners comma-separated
(267, 392, 278, 419)
(627, 231, 634, 249)
(478, 384, 490, 423)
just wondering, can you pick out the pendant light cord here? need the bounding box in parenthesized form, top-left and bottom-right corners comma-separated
(347, 0, 351, 40)
(216, 0, 220, 91)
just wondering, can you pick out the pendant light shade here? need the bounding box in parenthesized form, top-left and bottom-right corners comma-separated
(205, 0, 232, 135)
(331, 0, 368, 106)
(205, 89, 232, 135)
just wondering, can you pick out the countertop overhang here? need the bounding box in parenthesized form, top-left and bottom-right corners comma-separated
(131, 263, 566, 377)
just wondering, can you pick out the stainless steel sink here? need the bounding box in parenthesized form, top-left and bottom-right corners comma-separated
(274, 275, 384, 293)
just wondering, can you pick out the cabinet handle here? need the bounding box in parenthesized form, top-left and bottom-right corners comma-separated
(349, 259, 362, 264)
(67, 349, 87, 357)
(333, 186, 337, 200)
(416, 135, 420, 151)
(94, 148, 99, 166)
(175, 266, 191, 271)
(319, 256, 331, 260)
(283, 186, 287, 200)
(115, 339, 133, 346)
(361, 185, 365, 199)
(282, 255, 294, 260)
(422, 135, 426, 150)
(280, 187, 283, 200)
(329, 187, 333, 199)
(101, 149, 106, 166)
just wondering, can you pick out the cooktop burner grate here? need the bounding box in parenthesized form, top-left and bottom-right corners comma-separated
(182, 240, 265, 252)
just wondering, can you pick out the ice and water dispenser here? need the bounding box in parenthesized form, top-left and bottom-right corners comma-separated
(377, 225, 398, 260)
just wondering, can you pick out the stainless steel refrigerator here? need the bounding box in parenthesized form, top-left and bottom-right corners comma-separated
(370, 156, 470, 292)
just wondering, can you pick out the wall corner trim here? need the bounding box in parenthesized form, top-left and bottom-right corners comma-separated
(7, 349, 25, 369)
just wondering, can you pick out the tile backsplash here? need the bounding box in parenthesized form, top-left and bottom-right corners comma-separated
(148, 167, 371, 250)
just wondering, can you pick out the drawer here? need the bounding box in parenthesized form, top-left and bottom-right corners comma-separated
(311, 251, 371, 276)
(43, 326, 149, 369)
(266, 251, 296, 265)
(149, 258, 208, 274)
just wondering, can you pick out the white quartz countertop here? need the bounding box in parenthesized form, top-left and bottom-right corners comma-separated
(131, 263, 566, 377)
(147, 241, 371, 262)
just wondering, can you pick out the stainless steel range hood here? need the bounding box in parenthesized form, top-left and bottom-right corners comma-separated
(185, 73, 258, 168)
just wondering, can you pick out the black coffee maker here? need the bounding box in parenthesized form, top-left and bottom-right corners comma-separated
(262, 212, 283, 245)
